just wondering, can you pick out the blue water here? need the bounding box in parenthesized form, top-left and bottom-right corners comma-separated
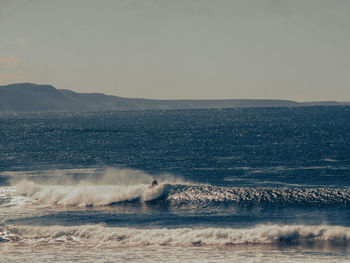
(0, 107, 350, 261)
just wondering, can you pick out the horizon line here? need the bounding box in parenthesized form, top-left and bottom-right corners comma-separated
(1, 82, 350, 104)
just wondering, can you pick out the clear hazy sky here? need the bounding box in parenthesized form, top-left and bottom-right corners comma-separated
(0, 0, 349, 101)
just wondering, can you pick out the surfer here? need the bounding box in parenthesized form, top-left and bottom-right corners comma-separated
(149, 179, 158, 189)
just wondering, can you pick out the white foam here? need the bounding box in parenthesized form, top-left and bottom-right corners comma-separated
(10, 167, 187, 206)
(142, 185, 165, 201)
(15, 181, 165, 206)
(2, 224, 350, 248)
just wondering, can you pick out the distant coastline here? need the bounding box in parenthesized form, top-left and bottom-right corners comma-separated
(1, 83, 349, 113)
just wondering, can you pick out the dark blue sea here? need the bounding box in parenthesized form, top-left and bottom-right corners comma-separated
(1, 107, 350, 262)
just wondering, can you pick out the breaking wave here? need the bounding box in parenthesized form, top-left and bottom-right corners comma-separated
(4, 167, 348, 208)
(8, 168, 186, 206)
(1, 224, 350, 247)
(8, 182, 350, 207)
(14, 181, 165, 206)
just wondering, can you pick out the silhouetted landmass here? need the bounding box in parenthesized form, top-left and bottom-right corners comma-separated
(0, 83, 349, 112)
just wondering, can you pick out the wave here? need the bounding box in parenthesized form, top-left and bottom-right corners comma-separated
(168, 185, 350, 207)
(1, 224, 350, 247)
(7, 168, 186, 206)
(14, 181, 165, 206)
(7, 180, 350, 207)
(6, 167, 348, 208)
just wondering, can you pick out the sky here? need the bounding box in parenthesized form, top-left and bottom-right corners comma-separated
(0, 0, 349, 101)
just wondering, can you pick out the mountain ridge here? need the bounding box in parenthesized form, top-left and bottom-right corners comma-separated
(0, 83, 349, 112)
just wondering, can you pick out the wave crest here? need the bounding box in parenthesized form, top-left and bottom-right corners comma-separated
(15, 181, 165, 206)
(1, 224, 350, 247)
(168, 185, 350, 206)
(11, 179, 350, 207)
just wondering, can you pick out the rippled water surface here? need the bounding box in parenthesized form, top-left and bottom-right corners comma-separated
(1, 107, 350, 262)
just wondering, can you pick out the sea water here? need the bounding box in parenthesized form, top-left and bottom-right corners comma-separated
(0, 107, 349, 262)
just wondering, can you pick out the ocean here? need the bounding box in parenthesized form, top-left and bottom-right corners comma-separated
(0, 107, 350, 262)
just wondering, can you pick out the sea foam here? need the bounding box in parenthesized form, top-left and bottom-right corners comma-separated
(1, 224, 350, 248)
(15, 181, 165, 206)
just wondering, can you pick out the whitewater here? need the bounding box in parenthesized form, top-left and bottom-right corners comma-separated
(1, 107, 350, 262)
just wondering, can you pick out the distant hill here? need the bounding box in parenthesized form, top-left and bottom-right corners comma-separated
(0, 83, 349, 112)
